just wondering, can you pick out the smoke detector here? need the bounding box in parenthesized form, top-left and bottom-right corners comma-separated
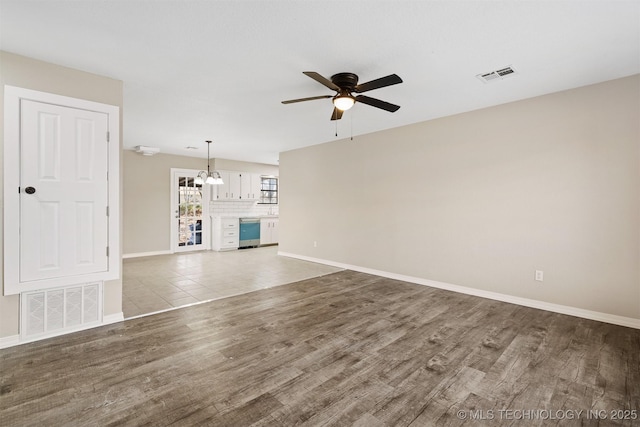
(135, 145, 160, 156)
(476, 66, 517, 83)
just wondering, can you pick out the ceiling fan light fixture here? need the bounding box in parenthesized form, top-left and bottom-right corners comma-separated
(333, 93, 355, 111)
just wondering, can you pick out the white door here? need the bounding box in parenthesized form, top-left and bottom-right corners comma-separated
(171, 170, 209, 252)
(20, 100, 109, 282)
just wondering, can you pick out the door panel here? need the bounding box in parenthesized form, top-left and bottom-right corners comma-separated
(76, 118, 97, 180)
(20, 100, 109, 282)
(38, 201, 60, 270)
(76, 202, 96, 265)
(37, 112, 61, 180)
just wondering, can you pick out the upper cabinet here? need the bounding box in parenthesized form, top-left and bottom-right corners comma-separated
(215, 171, 261, 201)
(216, 171, 241, 200)
(240, 173, 262, 200)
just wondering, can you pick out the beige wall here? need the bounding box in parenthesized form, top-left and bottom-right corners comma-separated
(214, 158, 279, 176)
(123, 151, 202, 254)
(0, 51, 124, 337)
(280, 75, 640, 320)
(123, 151, 278, 255)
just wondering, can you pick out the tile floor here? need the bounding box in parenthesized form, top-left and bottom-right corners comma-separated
(122, 246, 343, 318)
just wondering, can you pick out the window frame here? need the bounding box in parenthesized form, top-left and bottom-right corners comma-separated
(258, 176, 278, 205)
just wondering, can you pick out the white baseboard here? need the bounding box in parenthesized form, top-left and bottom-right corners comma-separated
(0, 312, 126, 349)
(278, 251, 640, 330)
(123, 250, 172, 259)
(103, 312, 125, 324)
(0, 334, 20, 349)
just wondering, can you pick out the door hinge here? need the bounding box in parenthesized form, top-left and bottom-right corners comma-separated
(106, 246, 109, 257)
(106, 131, 110, 142)
(106, 206, 109, 217)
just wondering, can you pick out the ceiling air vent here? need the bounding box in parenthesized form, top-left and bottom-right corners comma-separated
(476, 66, 517, 83)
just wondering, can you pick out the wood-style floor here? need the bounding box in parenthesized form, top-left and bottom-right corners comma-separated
(1, 271, 639, 426)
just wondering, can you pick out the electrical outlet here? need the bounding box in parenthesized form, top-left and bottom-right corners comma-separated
(535, 270, 544, 282)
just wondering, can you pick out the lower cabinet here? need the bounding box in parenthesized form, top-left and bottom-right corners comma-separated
(212, 217, 239, 251)
(260, 217, 279, 245)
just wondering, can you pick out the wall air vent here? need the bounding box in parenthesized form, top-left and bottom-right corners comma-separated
(21, 282, 103, 342)
(476, 66, 517, 83)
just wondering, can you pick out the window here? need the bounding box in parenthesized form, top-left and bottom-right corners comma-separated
(260, 177, 278, 204)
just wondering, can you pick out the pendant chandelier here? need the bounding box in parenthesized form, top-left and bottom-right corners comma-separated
(194, 140, 224, 185)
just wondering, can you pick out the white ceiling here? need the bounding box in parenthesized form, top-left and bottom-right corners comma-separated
(1, 1, 638, 165)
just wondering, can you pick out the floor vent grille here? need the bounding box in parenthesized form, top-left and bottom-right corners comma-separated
(477, 66, 517, 83)
(21, 282, 102, 341)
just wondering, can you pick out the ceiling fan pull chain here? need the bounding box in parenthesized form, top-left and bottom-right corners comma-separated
(350, 111, 353, 141)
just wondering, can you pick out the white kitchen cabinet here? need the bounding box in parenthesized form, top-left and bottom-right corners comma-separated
(214, 171, 229, 200)
(216, 171, 261, 200)
(240, 173, 261, 200)
(216, 171, 241, 200)
(212, 217, 239, 251)
(260, 217, 279, 245)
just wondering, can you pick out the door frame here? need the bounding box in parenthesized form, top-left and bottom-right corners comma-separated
(170, 168, 211, 252)
(3, 86, 120, 295)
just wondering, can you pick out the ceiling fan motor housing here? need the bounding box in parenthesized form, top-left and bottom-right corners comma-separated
(331, 73, 359, 90)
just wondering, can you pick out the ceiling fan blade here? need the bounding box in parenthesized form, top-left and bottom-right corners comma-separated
(355, 95, 401, 112)
(330, 107, 343, 121)
(354, 74, 403, 93)
(303, 71, 340, 91)
(282, 95, 333, 104)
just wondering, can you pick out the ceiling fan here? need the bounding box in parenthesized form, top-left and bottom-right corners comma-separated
(282, 72, 403, 120)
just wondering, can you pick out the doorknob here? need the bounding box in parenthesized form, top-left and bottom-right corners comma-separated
(24, 186, 36, 194)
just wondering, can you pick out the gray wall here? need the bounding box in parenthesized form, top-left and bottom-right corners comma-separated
(0, 51, 124, 338)
(280, 75, 640, 320)
(123, 150, 278, 255)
